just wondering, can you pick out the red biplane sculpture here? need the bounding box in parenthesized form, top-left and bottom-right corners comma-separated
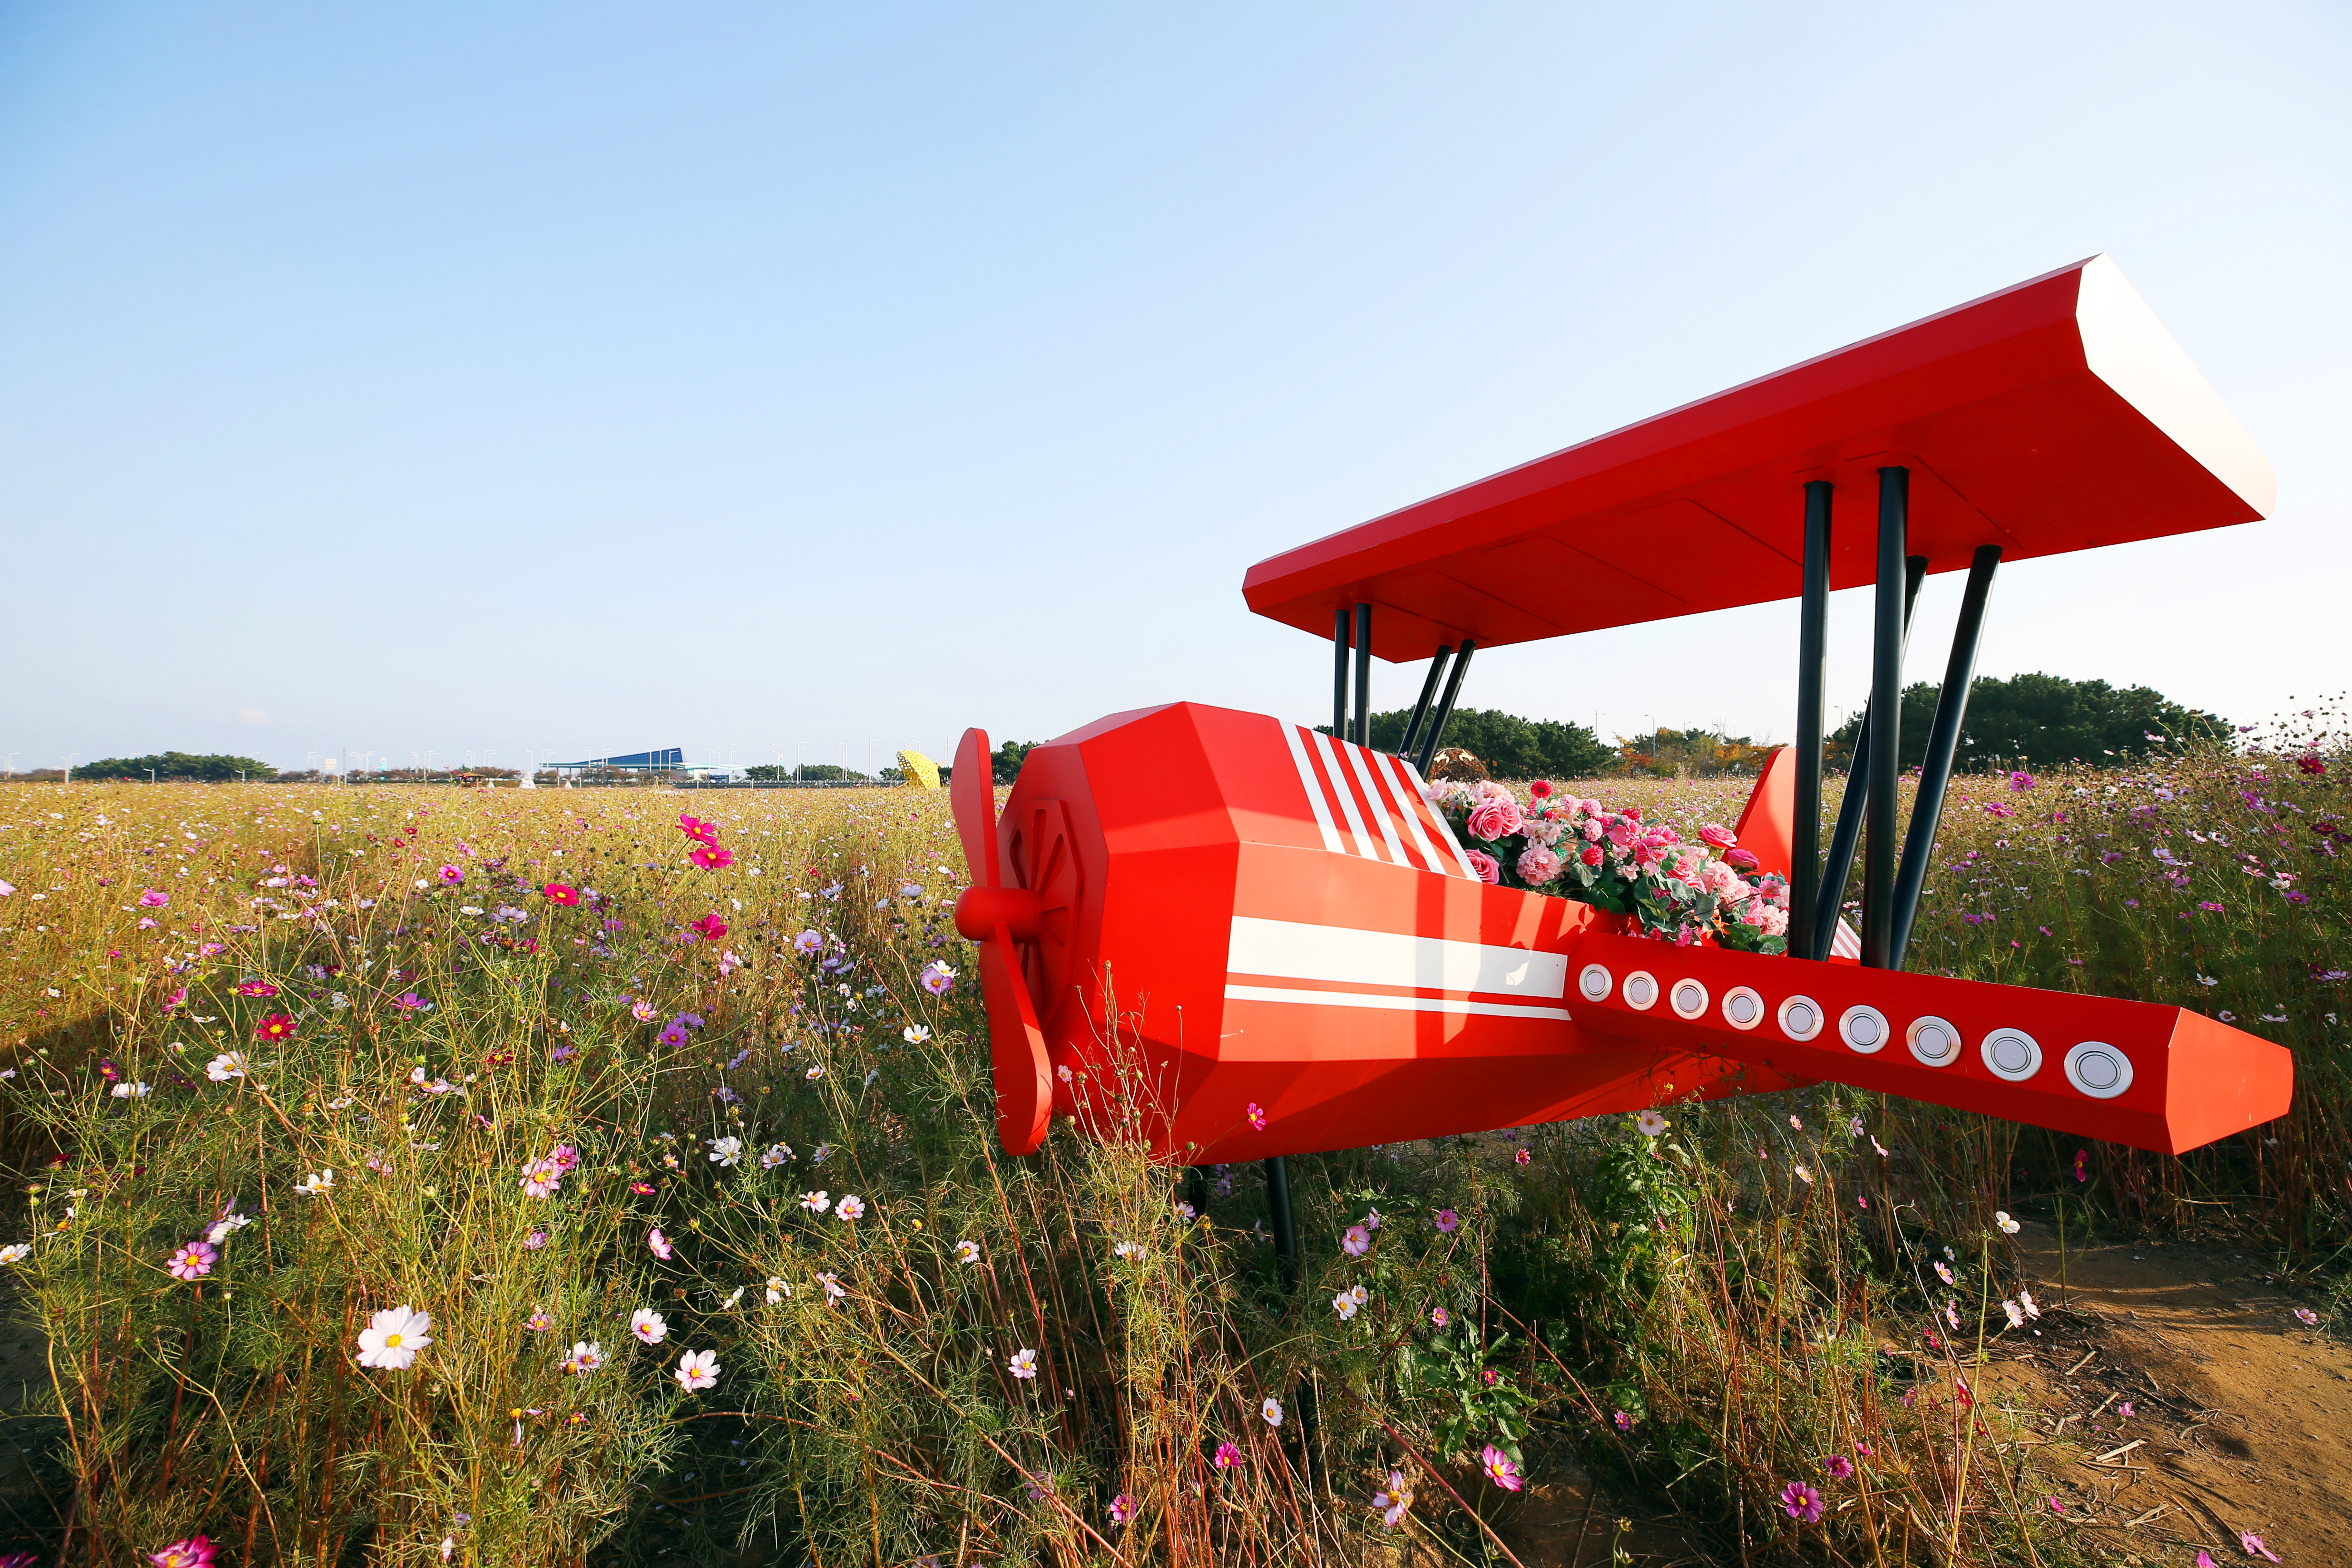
(951, 255, 2292, 1180)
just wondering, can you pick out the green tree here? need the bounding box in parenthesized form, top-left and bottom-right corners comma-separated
(991, 740, 1040, 784)
(71, 751, 277, 782)
(1826, 672, 2229, 771)
(1333, 709, 1614, 778)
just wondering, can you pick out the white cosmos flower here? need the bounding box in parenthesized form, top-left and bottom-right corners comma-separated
(1994, 1211, 2022, 1235)
(956, 1240, 981, 1265)
(759, 1143, 792, 1169)
(297, 1170, 335, 1196)
(707, 1137, 743, 1168)
(1636, 1109, 1670, 1137)
(0, 1244, 30, 1265)
(206, 1213, 253, 1244)
(566, 1341, 604, 1375)
(1009, 1348, 1039, 1379)
(206, 1053, 250, 1082)
(111, 1082, 151, 1099)
(1262, 1397, 1284, 1427)
(674, 1348, 720, 1392)
(902, 1025, 931, 1045)
(356, 1304, 433, 1370)
(629, 1308, 669, 1345)
(765, 1276, 789, 1304)
(1333, 1290, 1359, 1320)
(801, 1191, 831, 1214)
(835, 1195, 867, 1220)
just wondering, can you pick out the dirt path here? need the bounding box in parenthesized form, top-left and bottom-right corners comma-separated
(1997, 1221, 2352, 1563)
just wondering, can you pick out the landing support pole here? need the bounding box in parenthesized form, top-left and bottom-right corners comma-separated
(1332, 607, 1351, 738)
(1860, 467, 1908, 970)
(1792, 481, 1833, 959)
(1352, 603, 1372, 746)
(1264, 1156, 1299, 1292)
(1400, 646, 1453, 758)
(1415, 639, 1476, 776)
(1811, 558, 1924, 963)
(1891, 545, 2000, 968)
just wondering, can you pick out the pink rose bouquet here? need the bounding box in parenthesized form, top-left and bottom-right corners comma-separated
(1423, 783, 1792, 953)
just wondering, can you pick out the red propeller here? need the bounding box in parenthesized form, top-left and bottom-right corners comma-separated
(948, 728, 1054, 1154)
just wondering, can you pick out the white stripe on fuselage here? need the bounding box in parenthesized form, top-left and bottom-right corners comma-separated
(1225, 915, 1568, 1000)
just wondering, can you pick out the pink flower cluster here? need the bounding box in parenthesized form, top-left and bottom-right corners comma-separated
(1426, 779, 1791, 951)
(679, 813, 735, 871)
(519, 1143, 581, 1199)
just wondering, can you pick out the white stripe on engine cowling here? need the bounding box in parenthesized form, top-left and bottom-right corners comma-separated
(1280, 722, 1343, 854)
(1339, 740, 1413, 867)
(1387, 751, 1476, 878)
(1226, 915, 1568, 1000)
(1309, 728, 1387, 862)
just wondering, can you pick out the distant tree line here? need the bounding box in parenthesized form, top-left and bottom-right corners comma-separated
(1827, 672, 2229, 770)
(65, 751, 278, 782)
(1322, 709, 1616, 778)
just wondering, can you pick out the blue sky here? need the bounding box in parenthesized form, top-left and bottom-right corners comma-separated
(2, 2, 2346, 774)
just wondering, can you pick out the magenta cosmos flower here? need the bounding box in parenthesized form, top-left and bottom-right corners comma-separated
(1434, 1208, 1460, 1233)
(648, 1228, 674, 1260)
(690, 845, 735, 870)
(1108, 1493, 1137, 1525)
(1823, 1454, 1854, 1479)
(1245, 1102, 1267, 1131)
(1478, 1445, 1522, 1491)
(436, 865, 464, 885)
(1212, 1440, 1241, 1468)
(543, 882, 580, 906)
(148, 1538, 218, 1568)
(167, 1240, 218, 1281)
(1780, 1480, 1823, 1522)
(138, 889, 170, 908)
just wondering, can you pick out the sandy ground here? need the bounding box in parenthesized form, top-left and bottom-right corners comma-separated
(1989, 1220, 2352, 1564)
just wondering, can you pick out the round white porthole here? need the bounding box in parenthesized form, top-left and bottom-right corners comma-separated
(1578, 964, 1614, 1002)
(1980, 1027, 2043, 1082)
(1839, 1004, 1891, 1055)
(1622, 970, 1659, 1011)
(2064, 1040, 2134, 1099)
(1721, 986, 1765, 1030)
(1906, 1014, 1962, 1066)
(1779, 995, 1825, 1042)
(1670, 979, 1709, 1020)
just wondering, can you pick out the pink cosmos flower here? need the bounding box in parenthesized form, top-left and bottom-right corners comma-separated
(255, 1013, 297, 1043)
(437, 865, 464, 885)
(138, 889, 170, 908)
(1780, 1480, 1823, 1522)
(234, 980, 279, 997)
(167, 1240, 219, 1281)
(1213, 1440, 1241, 1468)
(2240, 1532, 2280, 1562)
(1108, 1493, 1137, 1525)
(148, 1538, 218, 1568)
(1342, 1225, 1371, 1257)
(1465, 849, 1500, 885)
(1515, 845, 1562, 885)
(1478, 1445, 1523, 1491)
(1245, 1102, 1267, 1131)
(690, 845, 735, 871)
(691, 913, 728, 941)
(524, 1230, 548, 1250)
(1824, 1454, 1854, 1479)
(393, 993, 429, 1011)
(1434, 1208, 1460, 1233)
(678, 813, 720, 846)
(543, 883, 580, 906)
(1466, 798, 1524, 842)
(648, 1228, 674, 1260)
(1514, 1148, 1531, 1165)
(1431, 1306, 1450, 1327)
(520, 1159, 562, 1199)
(1612, 1410, 1635, 1432)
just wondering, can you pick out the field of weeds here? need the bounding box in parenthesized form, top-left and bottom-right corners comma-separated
(0, 740, 2340, 1567)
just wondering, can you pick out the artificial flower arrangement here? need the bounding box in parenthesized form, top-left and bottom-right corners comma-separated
(1423, 779, 1793, 952)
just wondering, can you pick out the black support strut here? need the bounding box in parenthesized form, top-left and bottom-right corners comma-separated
(1414, 638, 1475, 776)
(1264, 1156, 1299, 1291)
(1889, 545, 2000, 968)
(1331, 606, 1351, 738)
(1352, 603, 1372, 746)
(1791, 480, 1833, 960)
(1809, 554, 1924, 965)
(1400, 645, 1453, 758)
(1859, 468, 1910, 970)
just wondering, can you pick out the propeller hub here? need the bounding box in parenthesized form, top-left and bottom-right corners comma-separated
(955, 884, 1042, 941)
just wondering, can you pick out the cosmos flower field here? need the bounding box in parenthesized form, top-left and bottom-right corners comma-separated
(0, 742, 2340, 1566)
